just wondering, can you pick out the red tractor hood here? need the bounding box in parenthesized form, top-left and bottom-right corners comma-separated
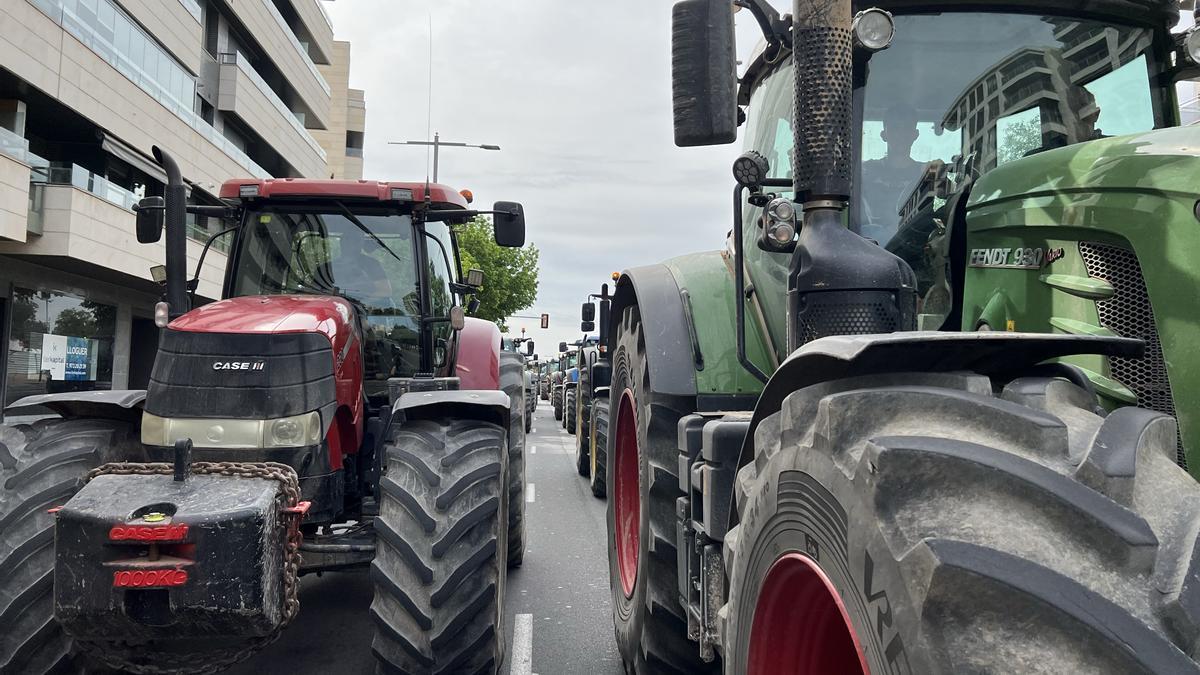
(169, 295, 355, 344)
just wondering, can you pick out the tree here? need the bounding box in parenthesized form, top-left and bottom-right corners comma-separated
(997, 116, 1043, 165)
(53, 308, 98, 337)
(454, 216, 539, 333)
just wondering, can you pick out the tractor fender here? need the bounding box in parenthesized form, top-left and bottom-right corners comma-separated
(456, 317, 501, 390)
(5, 390, 146, 423)
(392, 389, 510, 428)
(610, 264, 698, 397)
(731, 331, 1144, 525)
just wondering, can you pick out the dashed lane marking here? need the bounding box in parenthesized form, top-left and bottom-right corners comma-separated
(527, 483, 536, 503)
(511, 613, 533, 675)
(530, 445, 536, 454)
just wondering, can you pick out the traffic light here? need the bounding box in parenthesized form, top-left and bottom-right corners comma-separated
(540, 313, 549, 329)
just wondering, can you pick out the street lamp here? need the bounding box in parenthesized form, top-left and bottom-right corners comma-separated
(389, 132, 501, 183)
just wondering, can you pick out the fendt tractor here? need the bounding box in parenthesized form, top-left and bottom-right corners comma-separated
(603, 0, 1200, 673)
(562, 336, 600, 437)
(0, 148, 529, 675)
(575, 285, 615, 499)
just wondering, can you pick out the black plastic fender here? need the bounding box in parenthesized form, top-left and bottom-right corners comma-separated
(731, 331, 1144, 527)
(391, 389, 510, 428)
(610, 265, 698, 397)
(5, 390, 146, 422)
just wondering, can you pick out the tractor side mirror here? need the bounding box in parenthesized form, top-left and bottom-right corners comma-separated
(581, 302, 596, 322)
(526, 341, 535, 356)
(672, 0, 738, 147)
(135, 196, 165, 243)
(467, 297, 481, 314)
(582, 320, 596, 333)
(493, 201, 526, 247)
(559, 341, 568, 353)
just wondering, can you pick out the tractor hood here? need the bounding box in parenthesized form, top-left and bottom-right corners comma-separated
(170, 295, 355, 347)
(969, 126, 1200, 208)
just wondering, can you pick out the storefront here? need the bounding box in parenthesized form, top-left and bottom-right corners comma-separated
(0, 256, 161, 422)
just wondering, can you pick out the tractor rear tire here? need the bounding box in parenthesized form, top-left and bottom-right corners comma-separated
(371, 417, 509, 674)
(576, 363, 593, 477)
(606, 306, 715, 674)
(589, 397, 609, 499)
(553, 398, 562, 422)
(723, 372, 1200, 674)
(566, 389, 577, 436)
(500, 353, 526, 568)
(0, 418, 135, 675)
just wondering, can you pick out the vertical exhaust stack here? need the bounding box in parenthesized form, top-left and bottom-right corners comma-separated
(152, 146, 191, 319)
(786, 0, 917, 352)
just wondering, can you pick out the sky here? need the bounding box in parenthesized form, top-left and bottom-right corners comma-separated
(323, 0, 773, 355)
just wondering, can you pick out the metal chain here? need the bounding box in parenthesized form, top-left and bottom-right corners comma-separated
(74, 461, 305, 675)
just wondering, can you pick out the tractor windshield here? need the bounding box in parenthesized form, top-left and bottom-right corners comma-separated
(228, 206, 423, 391)
(854, 12, 1168, 244)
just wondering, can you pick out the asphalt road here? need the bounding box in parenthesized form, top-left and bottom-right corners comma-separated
(227, 399, 623, 675)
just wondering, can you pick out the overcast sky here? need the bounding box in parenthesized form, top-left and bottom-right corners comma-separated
(324, 0, 772, 354)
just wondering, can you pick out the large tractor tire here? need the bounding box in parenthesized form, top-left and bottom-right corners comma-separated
(565, 388, 578, 436)
(576, 366, 593, 478)
(553, 395, 563, 422)
(589, 397, 609, 499)
(371, 417, 509, 674)
(0, 417, 135, 675)
(606, 306, 715, 674)
(499, 353, 527, 568)
(723, 371, 1200, 675)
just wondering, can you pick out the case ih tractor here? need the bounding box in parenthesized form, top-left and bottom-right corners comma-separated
(0, 148, 528, 674)
(604, 0, 1200, 673)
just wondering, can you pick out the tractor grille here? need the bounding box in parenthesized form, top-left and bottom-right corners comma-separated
(1078, 241, 1184, 469)
(797, 292, 900, 343)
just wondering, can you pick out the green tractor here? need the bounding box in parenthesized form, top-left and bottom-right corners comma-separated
(603, 0, 1200, 673)
(551, 349, 577, 423)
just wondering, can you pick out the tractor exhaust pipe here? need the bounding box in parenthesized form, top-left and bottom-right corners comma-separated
(786, 0, 917, 351)
(152, 146, 190, 319)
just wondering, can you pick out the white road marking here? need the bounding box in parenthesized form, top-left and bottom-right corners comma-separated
(530, 445, 536, 454)
(527, 483, 536, 503)
(511, 613, 533, 675)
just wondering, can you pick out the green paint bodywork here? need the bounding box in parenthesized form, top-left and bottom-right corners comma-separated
(661, 251, 775, 397)
(961, 126, 1200, 467)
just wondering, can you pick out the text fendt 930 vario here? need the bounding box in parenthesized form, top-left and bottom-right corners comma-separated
(603, 1, 1200, 673)
(0, 148, 529, 674)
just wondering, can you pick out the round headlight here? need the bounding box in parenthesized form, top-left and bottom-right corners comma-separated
(271, 418, 303, 445)
(1187, 28, 1200, 64)
(768, 198, 796, 222)
(769, 222, 796, 245)
(853, 8, 895, 52)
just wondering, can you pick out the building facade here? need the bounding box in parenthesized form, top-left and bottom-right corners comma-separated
(0, 0, 366, 415)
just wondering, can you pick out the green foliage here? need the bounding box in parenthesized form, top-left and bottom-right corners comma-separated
(998, 117, 1043, 165)
(454, 216, 539, 332)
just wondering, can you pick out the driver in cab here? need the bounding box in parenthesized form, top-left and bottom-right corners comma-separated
(860, 105, 926, 241)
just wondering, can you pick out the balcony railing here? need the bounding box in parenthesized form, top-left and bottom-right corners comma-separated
(220, 52, 327, 160)
(262, 0, 331, 95)
(346, 146, 364, 158)
(31, 164, 141, 211)
(28, 0, 271, 179)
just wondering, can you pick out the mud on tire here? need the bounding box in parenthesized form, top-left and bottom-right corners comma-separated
(606, 306, 716, 674)
(0, 418, 136, 675)
(723, 371, 1200, 674)
(371, 418, 509, 674)
(500, 353, 527, 568)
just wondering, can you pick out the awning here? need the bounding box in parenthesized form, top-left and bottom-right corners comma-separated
(100, 133, 168, 185)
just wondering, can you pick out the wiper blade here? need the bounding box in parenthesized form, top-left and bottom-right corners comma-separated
(333, 200, 407, 267)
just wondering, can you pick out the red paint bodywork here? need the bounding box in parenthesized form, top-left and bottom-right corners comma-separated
(219, 178, 469, 209)
(170, 295, 363, 469)
(455, 318, 501, 391)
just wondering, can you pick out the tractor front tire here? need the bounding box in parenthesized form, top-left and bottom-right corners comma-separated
(553, 398, 562, 422)
(371, 418, 509, 674)
(589, 397, 609, 499)
(723, 371, 1200, 674)
(500, 353, 527, 568)
(0, 418, 135, 675)
(565, 389, 577, 436)
(606, 306, 715, 674)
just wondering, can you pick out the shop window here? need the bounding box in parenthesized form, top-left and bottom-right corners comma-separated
(5, 288, 116, 407)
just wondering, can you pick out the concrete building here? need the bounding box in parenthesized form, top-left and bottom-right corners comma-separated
(0, 0, 366, 412)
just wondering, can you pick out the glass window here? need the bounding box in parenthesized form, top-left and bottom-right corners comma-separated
(229, 208, 422, 397)
(5, 288, 116, 408)
(422, 223, 458, 368)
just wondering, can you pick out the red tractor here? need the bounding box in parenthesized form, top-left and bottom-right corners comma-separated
(0, 147, 528, 674)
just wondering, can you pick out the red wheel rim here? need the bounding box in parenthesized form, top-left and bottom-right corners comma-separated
(613, 388, 640, 598)
(746, 553, 869, 675)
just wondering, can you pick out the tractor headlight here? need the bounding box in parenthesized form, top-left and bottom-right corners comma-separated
(852, 8, 895, 52)
(141, 411, 322, 449)
(760, 197, 798, 251)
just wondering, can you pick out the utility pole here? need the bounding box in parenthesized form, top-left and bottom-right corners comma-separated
(389, 132, 501, 183)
